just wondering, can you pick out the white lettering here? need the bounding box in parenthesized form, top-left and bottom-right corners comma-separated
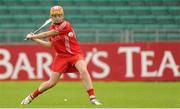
(12, 53, 35, 79)
(60, 73, 78, 79)
(141, 51, 157, 77)
(158, 51, 180, 77)
(118, 47, 140, 78)
(36, 53, 53, 79)
(67, 73, 78, 78)
(0, 49, 13, 79)
(91, 49, 110, 79)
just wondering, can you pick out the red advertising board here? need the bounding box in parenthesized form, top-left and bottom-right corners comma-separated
(0, 42, 180, 81)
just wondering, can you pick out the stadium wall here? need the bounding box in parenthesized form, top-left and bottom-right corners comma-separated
(0, 42, 180, 81)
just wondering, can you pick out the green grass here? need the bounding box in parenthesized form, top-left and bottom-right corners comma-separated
(0, 81, 180, 108)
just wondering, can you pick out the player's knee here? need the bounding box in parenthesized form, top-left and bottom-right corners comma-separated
(79, 67, 88, 74)
(79, 70, 87, 75)
(80, 69, 89, 77)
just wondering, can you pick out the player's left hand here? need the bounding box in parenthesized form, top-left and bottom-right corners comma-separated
(26, 33, 34, 39)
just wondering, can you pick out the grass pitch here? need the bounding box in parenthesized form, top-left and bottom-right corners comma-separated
(0, 81, 179, 108)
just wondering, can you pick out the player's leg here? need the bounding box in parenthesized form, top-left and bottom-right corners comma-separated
(38, 72, 62, 92)
(75, 60, 102, 105)
(21, 72, 62, 104)
(75, 60, 93, 90)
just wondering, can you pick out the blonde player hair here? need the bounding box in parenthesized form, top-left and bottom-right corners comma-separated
(50, 6, 64, 16)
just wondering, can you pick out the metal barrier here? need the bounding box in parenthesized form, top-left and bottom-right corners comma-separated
(0, 29, 180, 43)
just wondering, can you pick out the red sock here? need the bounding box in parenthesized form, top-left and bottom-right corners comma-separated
(87, 88, 96, 100)
(31, 89, 42, 98)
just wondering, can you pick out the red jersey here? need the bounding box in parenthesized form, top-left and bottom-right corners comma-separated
(48, 20, 82, 56)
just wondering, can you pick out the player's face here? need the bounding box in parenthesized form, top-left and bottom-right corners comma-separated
(51, 14, 64, 24)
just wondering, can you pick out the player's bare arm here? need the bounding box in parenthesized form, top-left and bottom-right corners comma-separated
(26, 30, 59, 39)
(31, 38, 52, 48)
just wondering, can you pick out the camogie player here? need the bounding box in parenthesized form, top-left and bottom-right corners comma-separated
(21, 6, 101, 105)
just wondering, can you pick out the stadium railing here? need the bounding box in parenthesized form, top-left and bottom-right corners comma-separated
(0, 29, 180, 43)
